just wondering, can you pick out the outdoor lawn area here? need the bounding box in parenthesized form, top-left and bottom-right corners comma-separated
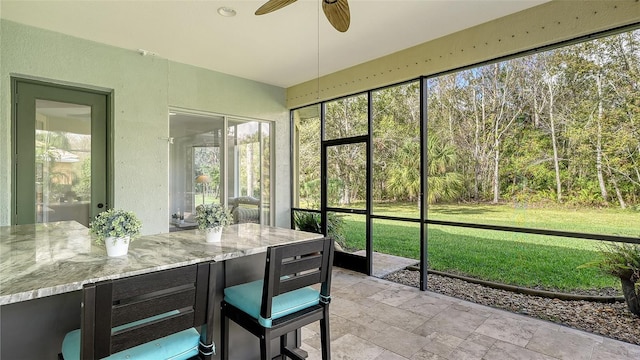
(339, 203, 640, 291)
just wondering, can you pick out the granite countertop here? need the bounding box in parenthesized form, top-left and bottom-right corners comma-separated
(0, 221, 321, 305)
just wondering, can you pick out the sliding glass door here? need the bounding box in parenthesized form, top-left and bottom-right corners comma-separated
(169, 111, 273, 231)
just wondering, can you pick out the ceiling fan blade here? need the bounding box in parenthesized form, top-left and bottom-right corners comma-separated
(322, 0, 350, 32)
(255, 0, 298, 15)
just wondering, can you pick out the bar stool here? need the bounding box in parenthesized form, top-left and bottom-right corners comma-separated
(59, 262, 213, 360)
(221, 237, 334, 360)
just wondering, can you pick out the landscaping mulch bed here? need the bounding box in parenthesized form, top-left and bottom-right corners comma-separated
(384, 269, 640, 345)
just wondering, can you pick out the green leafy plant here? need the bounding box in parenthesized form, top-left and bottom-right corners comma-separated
(581, 243, 640, 283)
(195, 203, 233, 231)
(580, 242, 640, 316)
(294, 211, 322, 234)
(89, 209, 142, 244)
(293, 211, 346, 249)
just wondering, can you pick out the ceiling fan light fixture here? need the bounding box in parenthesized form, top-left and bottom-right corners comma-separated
(255, 0, 350, 32)
(217, 7, 237, 17)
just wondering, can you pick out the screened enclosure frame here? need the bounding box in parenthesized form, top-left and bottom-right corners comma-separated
(290, 22, 640, 292)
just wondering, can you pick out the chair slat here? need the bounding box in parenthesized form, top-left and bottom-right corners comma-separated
(281, 255, 323, 276)
(111, 265, 197, 300)
(111, 287, 196, 327)
(278, 271, 322, 295)
(279, 240, 324, 259)
(110, 311, 195, 354)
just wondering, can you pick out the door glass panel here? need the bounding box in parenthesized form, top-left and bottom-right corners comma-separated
(292, 105, 321, 209)
(372, 82, 420, 219)
(324, 94, 368, 141)
(259, 123, 271, 223)
(339, 213, 366, 256)
(326, 143, 366, 210)
(35, 100, 92, 226)
(227, 119, 271, 225)
(194, 144, 221, 207)
(169, 113, 224, 230)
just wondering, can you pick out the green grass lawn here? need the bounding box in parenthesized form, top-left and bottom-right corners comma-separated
(339, 203, 640, 291)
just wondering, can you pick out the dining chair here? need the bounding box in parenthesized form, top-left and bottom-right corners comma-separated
(221, 237, 334, 360)
(60, 262, 213, 360)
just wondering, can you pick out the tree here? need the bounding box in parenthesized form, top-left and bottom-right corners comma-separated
(425, 134, 463, 204)
(294, 108, 321, 208)
(372, 82, 420, 202)
(387, 134, 462, 204)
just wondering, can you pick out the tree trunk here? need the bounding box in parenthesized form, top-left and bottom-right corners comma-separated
(595, 75, 608, 203)
(533, 82, 540, 127)
(621, 278, 640, 317)
(609, 173, 627, 209)
(547, 79, 562, 203)
(246, 142, 253, 197)
(633, 146, 640, 185)
(473, 88, 481, 200)
(492, 130, 500, 204)
(636, 145, 640, 184)
(341, 184, 350, 205)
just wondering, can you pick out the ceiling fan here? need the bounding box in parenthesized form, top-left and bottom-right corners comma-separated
(255, 0, 350, 32)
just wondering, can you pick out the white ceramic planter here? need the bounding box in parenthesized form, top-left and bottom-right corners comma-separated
(205, 228, 222, 243)
(105, 235, 130, 257)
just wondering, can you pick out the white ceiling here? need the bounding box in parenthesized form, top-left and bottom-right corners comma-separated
(1, 0, 549, 88)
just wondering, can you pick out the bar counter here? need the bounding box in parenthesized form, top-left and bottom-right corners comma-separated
(1, 221, 319, 305)
(0, 221, 321, 359)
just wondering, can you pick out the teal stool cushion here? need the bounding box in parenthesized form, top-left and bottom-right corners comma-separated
(61, 311, 200, 360)
(224, 279, 320, 328)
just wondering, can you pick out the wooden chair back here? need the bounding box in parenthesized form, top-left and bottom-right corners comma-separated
(260, 237, 334, 321)
(80, 263, 210, 359)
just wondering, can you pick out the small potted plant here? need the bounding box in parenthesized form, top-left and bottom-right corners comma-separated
(89, 208, 142, 257)
(195, 203, 233, 243)
(580, 242, 640, 316)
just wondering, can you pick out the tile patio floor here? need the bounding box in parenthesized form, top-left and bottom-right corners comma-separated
(301, 268, 640, 360)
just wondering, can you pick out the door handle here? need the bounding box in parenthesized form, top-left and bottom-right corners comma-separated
(97, 203, 104, 209)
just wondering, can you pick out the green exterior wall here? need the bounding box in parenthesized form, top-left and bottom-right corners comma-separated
(0, 20, 289, 232)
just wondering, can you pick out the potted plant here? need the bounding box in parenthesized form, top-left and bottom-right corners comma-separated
(580, 242, 640, 316)
(195, 203, 233, 243)
(89, 208, 142, 257)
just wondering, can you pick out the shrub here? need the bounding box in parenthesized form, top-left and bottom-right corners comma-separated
(293, 211, 346, 248)
(581, 242, 640, 316)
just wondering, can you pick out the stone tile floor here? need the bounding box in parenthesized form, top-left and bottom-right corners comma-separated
(301, 268, 640, 360)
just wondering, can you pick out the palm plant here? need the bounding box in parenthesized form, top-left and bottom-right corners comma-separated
(580, 242, 640, 316)
(387, 134, 462, 204)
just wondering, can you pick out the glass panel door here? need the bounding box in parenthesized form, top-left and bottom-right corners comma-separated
(35, 100, 92, 225)
(169, 112, 273, 231)
(169, 112, 224, 230)
(323, 140, 370, 274)
(14, 80, 108, 226)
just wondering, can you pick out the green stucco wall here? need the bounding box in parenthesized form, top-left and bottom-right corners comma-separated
(0, 20, 289, 232)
